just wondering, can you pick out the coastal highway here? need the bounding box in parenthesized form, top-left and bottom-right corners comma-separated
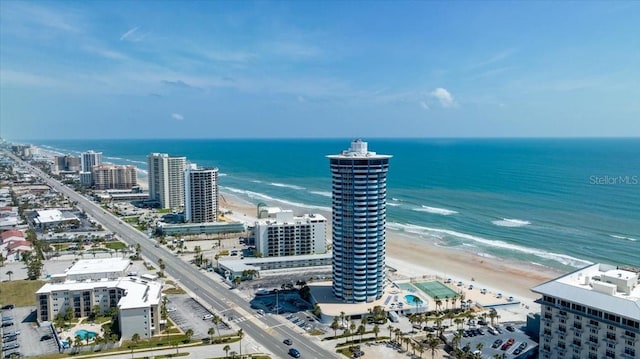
(13, 156, 339, 359)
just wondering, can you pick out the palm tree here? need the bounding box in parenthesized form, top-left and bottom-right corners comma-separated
(130, 333, 140, 358)
(349, 321, 356, 344)
(330, 317, 340, 337)
(340, 311, 346, 327)
(5, 270, 13, 281)
(426, 336, 440, 359)
(237, 329, 244, 357)
(74, 335, 84, 353)
(208, 327, 215, 343)
(373, 324, 380, 340)
(185, 328, 194, 343)
(223, 344, 231, 358)
(488, 309, 497, 326)
(357, 324, 366, 343)
(387, 325, 394, 340)
(403, 336, 411, 352)
(212, 314, 222, 341)
(418, 343, 425, 358)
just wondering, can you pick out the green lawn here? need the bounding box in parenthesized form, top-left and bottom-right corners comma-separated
(0, 280, 45, 306)
(105, 241, 128, 250)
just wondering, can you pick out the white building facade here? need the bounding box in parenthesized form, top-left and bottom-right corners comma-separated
(252, 209, 327, 257)
(92, 164, 138, 190)
(328, 139, 391, 303)
(80, 151, 103, 187)
(147, 153, 186, 209)
(532, 263, 640, 359)
(184, 165, 218, 223)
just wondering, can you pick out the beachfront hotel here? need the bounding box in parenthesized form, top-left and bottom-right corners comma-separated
(147, 153, 186, 209)
(252, 207, 327, 257)
(80, 150, 103, 186)
(328, 139, 391, 303)
(531, 263, 640, 359)
(184, 164, 219, 223)
(35, 258, 163, 339)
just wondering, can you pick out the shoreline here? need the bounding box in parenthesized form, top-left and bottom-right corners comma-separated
(219, 191, 563, 304)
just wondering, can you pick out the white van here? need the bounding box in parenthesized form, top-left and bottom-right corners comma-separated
(487, 325, 497, 335)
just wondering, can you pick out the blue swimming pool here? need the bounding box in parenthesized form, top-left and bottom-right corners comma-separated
(75, 329, 97, 340)
(405, 294, 423, 305)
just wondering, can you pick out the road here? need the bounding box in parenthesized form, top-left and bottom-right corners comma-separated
(13, 155, 339, 359)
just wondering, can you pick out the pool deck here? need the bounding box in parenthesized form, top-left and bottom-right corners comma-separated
(57, 319, 103, 345)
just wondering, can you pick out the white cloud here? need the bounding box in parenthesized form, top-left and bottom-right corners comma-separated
(430, 88, 457, 108)
(420, 101, 430, 110)
(120, 26, 148, 42)
(171, 113, 184, 121)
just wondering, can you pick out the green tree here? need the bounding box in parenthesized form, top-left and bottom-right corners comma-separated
(185, 328, 194, 343)
(330, 317, 340, 337)
(237, 329, 244, 357)
(223, 344, 231, 358)
(373, 324, 380, 339)
(5, 270, 13, 281)
(208, 327, 215, 343)
(74, 335, 84, 353)
(130, 333, 140, 358)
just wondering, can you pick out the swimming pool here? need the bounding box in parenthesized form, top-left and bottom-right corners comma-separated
(74, 329, 97, 340)
(405, 294, 423, 305)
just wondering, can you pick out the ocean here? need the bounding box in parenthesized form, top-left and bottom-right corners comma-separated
(30, 138, 640, 271)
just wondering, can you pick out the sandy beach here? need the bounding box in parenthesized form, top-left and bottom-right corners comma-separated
(219, 191, 564, 306)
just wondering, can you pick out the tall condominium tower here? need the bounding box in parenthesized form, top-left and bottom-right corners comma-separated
(328, 139, 391, 303)
(80, 150, 103, 186)
(184, 165, 219, 223)
(80, 150, 103, 172)
(147, 153, 186, 209)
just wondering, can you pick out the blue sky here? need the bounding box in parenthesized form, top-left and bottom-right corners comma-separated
(1, 1, 638, 139)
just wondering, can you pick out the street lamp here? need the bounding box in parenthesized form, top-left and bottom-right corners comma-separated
(275, 289, 279, 316)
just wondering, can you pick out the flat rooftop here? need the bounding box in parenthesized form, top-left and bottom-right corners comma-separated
(532, 263, 640, 319)
(66, 258, 130, 277)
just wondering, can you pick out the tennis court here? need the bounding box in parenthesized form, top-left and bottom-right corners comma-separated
(413, 281, 458, 299)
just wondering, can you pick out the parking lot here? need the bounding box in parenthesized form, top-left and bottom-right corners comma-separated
(1, 306, 59, 358)
(448, 322, 537, 358)
(165, 294, 233, 340)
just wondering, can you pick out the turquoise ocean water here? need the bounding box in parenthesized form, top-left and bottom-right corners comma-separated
(30, 138, 639, 271)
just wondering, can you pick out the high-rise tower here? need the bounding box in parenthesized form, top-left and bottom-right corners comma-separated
(184, 165, 219, 223)
(147, 153, 186, 209)
(80, 150, 103, 187)
(328, 139, 391, 303)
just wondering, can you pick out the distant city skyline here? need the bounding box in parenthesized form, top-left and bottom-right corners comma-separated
(1, 1, 639, 139)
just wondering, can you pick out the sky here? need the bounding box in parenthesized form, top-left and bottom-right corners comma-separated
(1, 1, 639, 140)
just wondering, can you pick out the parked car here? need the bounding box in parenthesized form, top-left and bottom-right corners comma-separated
(202, 314, 214, 320)
(0, 305, 14, 310)
(501, 338, 515, 350)
(40, 334, 53, 341)
(491, 339, 503, 349)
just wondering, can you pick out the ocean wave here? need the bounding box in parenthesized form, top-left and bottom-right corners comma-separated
(310, 191, 332, 198)
(492, 218, 531, 227)
(219, 173, 228, 177)
(221, 186, 331, 212)
(269, 182, 305, 190)
(251, 179, 262, 183)
(387, 203, 401, 207)
(387, 222, 592, 268)
(391, 198, 402, 202)
(412, 205, 458, 215)
(610, 234, 638, 242)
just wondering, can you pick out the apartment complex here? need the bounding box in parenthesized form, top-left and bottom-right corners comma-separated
(184, 165, 218, 223)
(92, 164, 137, 190)
(327, 139, 391, 303)
(35, 258, 163, 340)
(147, 153, 186, 209)
(531, 263, 640, 359)
(252, 208, 327, 257)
